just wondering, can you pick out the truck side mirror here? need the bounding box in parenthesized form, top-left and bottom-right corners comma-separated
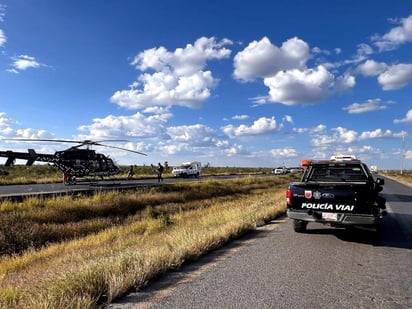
(375, 178, 385, 185)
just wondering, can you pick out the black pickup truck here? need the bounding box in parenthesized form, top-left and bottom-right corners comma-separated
(286, 158, 387, 233)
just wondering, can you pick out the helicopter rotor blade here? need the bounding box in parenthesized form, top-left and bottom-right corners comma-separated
(80, 139, 129, 145)
(1, 138, 147, 156)
(1, 138, 81, 144)
(68, 140, 129, 149)
(92, 142, 147, 156)
(1, 138, 129, 144)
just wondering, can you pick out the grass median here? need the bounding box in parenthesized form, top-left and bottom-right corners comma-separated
(0, 175, 292, 308)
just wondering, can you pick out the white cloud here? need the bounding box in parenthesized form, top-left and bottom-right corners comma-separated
(0, 4, 5, 46)
(357, 60, 412, 91)
(111, 37, 232, 110)
(161, 124, 233, 157)
(373, 14, 412, 51)
(0, 112, 54, 140)
(0, 112, 16, 129)
(292, 127, 308, 134)
(394, 109, 412, 124)
(356, 43, 374, 58)
(311, 134, 336, 147)
(232, 114, 249, 120)
(311, 126, 357, 146)
(0, 29, 5, 46)
(312, 46, 342, 57)
(343, 98, 387, 114)
(377, 63, 412, 90)
(270, 148, 298, 157)
(122, 141, 152, 155)
(335, 74, 355, 93)
(160, 143, 185, 155)
(8, 55, 43, 73)
(261, 65, 334, 105)
(0, 4, 5, 22)
(311, 125, 406, 148)
(334, 127, 358, 143)
(111, 71, 216, 109)
(311, 124, 327, 134)
(15, 128, 54, 139)
(142, 106, 170, 114)
(224, 144, 242, 156)
(357, 60, 388, 76)
(233, 36, 310, 81)
(292, 124, 327, 135)
(283, 115, 294, 124)
(359, 129, 406, 139)
(222, 116, 279, 137)
(134, 37, 232, 74)
(78, 111, 172, 140)
(166, 124, 216, 145)
(323, 43, 374, 71)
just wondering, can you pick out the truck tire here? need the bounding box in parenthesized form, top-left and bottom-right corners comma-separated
(293, 220, 307, 233)
(373, 221, 382, 239)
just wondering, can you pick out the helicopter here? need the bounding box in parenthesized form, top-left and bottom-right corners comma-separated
(0, 139, 147, 184)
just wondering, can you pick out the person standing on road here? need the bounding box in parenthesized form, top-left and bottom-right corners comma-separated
(157, 162, 164, 182)
(127, 165, 134, 179)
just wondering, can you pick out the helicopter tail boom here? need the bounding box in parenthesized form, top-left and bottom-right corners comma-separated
(0, 149, 54, 166)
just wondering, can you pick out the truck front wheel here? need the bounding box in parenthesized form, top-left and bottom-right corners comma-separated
(293, 220, 308, 233)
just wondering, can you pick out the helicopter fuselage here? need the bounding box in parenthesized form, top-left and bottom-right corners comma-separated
(53, 148, 121, 177)
(0, 148, 121, 178)
(1, 138, 146, 183)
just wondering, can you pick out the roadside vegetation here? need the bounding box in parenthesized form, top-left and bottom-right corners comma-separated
(0, 174, 296, 308)
(380, 171, 412, 187)
(0, 164, 273, 185)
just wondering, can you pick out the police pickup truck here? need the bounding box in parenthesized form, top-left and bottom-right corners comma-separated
(286, 156, 387, 233)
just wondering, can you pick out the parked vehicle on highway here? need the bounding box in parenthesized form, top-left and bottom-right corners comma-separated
(172, 161, 202, 178)
(288, 167, 304, 174)
(272, 166, 287, 175)
(286, 156, 387, 233)
(370, 165, 378, 173)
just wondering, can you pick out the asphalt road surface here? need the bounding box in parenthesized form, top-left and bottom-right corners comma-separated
(0, 175, 247, 200)
(0, 177, 205, 200)
(110, 176, 412, 309)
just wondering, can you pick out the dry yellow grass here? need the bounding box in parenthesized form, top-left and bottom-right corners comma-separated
(381, 172, 412, 187)
(0, 177, 288, 308)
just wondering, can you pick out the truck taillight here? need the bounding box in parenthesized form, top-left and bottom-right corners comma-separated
(286, 187, 292, 205)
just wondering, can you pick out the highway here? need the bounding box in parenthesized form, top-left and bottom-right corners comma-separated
(111, 176, 412, 309)
(0, 177, 203, 200)
(0, 174, 254, 200)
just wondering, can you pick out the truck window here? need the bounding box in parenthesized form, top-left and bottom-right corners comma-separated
(308, 165, 367, 182)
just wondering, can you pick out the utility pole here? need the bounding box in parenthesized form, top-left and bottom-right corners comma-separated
(400, 132, 405, 175)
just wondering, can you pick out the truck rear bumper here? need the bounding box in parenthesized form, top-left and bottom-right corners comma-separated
(287, 209, 380, 226)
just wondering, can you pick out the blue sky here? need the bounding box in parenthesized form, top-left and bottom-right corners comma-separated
(0, 0, 411, 170)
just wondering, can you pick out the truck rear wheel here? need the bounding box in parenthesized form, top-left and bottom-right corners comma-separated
(293, 220, 308, 233)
